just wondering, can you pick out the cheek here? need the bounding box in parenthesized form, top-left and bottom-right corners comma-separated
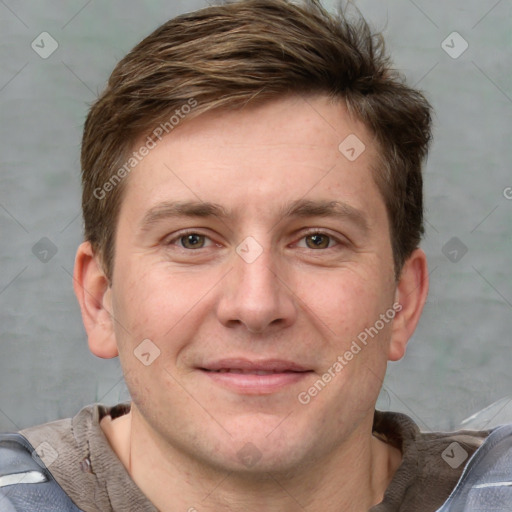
(114, 260, 168, 324)
(111, 260, 215, 357)
(295, 268, 389, 339)
(120, 366, 153, 410)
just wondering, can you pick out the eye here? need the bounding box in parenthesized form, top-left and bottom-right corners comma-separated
(166, 231, 214, 250)
(180, 233, 207, 249)
(297, 231, 341, 250)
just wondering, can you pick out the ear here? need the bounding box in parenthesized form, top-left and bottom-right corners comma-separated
(73, 241, 118, 358)
(388, 248, 429, 361)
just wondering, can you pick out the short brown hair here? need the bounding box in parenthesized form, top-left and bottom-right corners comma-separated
(81, 0, 432, 282)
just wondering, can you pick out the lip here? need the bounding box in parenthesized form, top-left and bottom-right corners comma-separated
(198, 358, 313, 395)
(200, 358, 310, 372)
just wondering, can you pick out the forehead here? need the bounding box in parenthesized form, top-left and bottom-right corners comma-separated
(118, 94, 385, 227)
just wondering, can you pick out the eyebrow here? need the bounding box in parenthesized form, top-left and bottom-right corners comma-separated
(139, 199, 369, 234)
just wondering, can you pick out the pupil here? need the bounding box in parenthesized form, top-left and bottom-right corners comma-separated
(184, 234, 203, 248)
(308, 234, 328, 249)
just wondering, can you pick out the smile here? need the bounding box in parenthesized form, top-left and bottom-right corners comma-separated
(198, 360, 313, 394)
(204, 369, 304, 375)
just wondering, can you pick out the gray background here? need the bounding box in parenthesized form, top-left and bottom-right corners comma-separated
(0, 0, 510, 433)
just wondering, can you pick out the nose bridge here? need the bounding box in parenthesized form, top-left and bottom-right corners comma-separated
(237, 241, 278, 299)
(217, 235, 296, 333)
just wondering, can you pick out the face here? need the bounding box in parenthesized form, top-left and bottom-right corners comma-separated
(105, 94, 400, 473)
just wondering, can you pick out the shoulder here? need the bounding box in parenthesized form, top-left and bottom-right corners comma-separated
(0, 430, 84, 511)
(437, 423, 512, 511)
(1, 403, 132, 512)
(17, 402, 130, 466)
(371, 410, 492, 512)
(373, 409, 489, 455)
(11, 402, 156, 512)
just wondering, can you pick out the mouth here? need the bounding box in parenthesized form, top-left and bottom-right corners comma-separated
(203, 368, 305, 375)
(198, 358, 313, 394)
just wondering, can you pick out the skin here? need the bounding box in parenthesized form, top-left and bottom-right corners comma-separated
(74, 94, 428, 511)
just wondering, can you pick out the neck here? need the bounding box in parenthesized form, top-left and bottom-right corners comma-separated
(100, 405, 401, 512)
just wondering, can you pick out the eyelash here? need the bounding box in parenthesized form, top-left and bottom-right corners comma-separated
(165, 228, 345, 251)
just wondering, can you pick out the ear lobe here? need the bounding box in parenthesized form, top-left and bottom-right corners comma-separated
(73, 241, 119, 359)
(388, 248, 429, 362)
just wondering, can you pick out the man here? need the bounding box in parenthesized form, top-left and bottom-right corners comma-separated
(1, 1, 510, 511)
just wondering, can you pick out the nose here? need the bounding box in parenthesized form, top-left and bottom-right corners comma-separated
(215, 242, 297, 334)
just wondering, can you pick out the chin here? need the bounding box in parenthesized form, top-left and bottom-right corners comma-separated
(206, 421, 315, 476)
